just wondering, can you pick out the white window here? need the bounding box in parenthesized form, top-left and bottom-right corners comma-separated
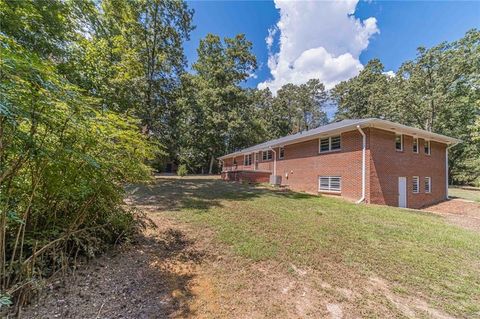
(424, 140, 431, 155)
(319, 136, 341, 153)
(318, 176, 341, 192)
(279, 147, 285, 159)
(413, 138, 418, 153)
(244, 154, 252, 166)
(425, 177, 431, 193)
(262, 150, 273, 161)
(412, 176, 419, 193)
(395, 134, 403, 151)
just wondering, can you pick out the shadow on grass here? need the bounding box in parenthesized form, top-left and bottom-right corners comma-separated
(20, 227, 205, 319)
(126, 177, 314, 212)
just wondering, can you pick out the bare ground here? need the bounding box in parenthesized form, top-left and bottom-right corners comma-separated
(422, 198, 480, 232)
(20, 177, 478, 318)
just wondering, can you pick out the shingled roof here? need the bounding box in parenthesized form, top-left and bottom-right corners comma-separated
(218, 118, 460, 160)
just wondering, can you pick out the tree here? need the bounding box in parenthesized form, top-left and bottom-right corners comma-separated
(64, 0, 194, 168)
(275, 79, 329, 134)
(332, 59, 393, 120)
(179, 34, 257, 174)
(0, 0, 77, 59)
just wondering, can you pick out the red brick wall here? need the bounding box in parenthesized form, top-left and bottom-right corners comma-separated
(273, 130, 364, 201)
(221, 127, 447, 208)
(368, 128, 446, 208)
(221, 170, 270, 183)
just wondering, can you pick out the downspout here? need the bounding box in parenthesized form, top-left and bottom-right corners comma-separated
(356, 125, 366, 204)
(269, 147, 277, 178)
(445, 142, 459, 199)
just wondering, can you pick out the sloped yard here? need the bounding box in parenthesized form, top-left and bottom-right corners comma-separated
(23, 176, 480, 318)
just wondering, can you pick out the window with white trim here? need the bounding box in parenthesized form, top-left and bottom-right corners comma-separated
(412, 176, 419, 193)
(413, 138, 418, 153)
(244, 154, 252, 166)
(425, 177, 431, 193)
(262, 150, 273, 161)
(395, 134, 403, 151)
(424, 140, 431, 155)
(279, 147, 285, 159)
(318, 176, 341, 192)
(319, 136, 341, 153)
(233, 158, 237, 166)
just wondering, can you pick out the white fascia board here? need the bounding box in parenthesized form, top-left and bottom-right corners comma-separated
(366, 119, 461, 145)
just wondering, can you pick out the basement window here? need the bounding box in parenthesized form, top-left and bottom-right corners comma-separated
(319, 135, 341, 153)
(425, 177, 432, 193)
(262, 150, 273, 161)
(244, 154, 252, 166)
(279, 147, 285, 159)
(424, 140, 431, 155)
(395, 134, 403, 151)
(318, 176, 341, 192)
(413, 138, 418, 153)
(413, 176, 419, 193)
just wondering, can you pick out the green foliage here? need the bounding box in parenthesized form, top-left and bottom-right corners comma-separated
(177, 164, 188, 177)
(0, 32, 153, 303)
(178, 34, 259, 174)
(274, 79, 328, 133)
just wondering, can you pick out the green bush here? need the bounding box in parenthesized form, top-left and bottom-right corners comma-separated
(177, 164, 188, 177)
(0, 34, 154, 305)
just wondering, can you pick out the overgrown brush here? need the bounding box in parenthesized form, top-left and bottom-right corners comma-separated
(0, 35, 154, 312)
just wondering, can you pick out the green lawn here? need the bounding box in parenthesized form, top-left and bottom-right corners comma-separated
(449, 186, 480, 202)
(130, 177, 480, 317)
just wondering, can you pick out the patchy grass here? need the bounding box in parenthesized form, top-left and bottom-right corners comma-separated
(449, 186, 480, 202)
(128, 176, 480, 317)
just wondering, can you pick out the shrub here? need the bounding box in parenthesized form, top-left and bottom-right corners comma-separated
(177, 164, 188, 177)
(0, 34, 154, 308)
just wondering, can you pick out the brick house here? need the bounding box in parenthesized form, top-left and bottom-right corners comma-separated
(219, 119, 460, 209)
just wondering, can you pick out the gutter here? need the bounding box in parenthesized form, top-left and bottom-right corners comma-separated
(356, 125, 366, 204)
(269, 147, 277, 178)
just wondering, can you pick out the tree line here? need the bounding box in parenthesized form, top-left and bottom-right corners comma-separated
(0, 0, 478, 309)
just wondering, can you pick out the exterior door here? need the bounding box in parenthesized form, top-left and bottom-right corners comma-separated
(254, 152, 259, 170)
(398, 177, 407, 208)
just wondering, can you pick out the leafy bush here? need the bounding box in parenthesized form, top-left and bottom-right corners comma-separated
(177, 164, 188, 177)
(0, 34, 153, 306)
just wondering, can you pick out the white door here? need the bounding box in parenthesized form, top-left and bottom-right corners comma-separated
(398, 177, 407, 208)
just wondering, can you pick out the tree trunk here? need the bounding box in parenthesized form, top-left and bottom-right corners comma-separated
(208, 154, 215, 175)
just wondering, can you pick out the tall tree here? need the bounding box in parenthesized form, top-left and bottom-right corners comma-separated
(63, 0, 194, 168)
(275, 79, 329, 133)
(332, 59, 393, 120)
(179, 34, 257, 173)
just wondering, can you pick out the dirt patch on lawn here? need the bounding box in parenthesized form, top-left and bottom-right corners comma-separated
(20, 217, 218, 319)
(423, 199, 480, 232)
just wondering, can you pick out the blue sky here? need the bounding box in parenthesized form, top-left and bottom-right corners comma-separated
(184, 0, 479, 91)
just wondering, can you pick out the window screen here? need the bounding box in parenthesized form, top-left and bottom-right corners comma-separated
(319, 176, 341, 192)
(425, 177, 431, 193)
(413, 176, 419, 193)
(319, 136, 341, 153)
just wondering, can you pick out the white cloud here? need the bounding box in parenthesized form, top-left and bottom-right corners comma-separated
(258, 0, 379, 93)
(265, 26, 278, 51)
(383, 70, 396, 78)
